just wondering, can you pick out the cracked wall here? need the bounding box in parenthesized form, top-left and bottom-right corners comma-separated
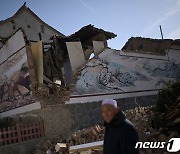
(75, 48, 180, 95)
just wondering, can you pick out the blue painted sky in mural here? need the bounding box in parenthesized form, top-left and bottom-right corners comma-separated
(0, 0, 180, 49)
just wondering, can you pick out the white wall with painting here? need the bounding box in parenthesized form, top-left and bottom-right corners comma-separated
(0, 30, 37, 114)
(75, 48, 180, 95)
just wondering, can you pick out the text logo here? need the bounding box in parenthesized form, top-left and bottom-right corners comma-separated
(135, 138, 180, 152)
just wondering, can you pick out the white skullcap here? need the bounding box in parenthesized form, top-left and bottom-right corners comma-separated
(102, 99, 117, 108)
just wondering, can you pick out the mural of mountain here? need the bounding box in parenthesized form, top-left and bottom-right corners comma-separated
(75, 49, 180, 95)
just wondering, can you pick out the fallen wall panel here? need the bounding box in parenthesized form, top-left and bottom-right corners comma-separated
(66, 42, 85, 74)
(0, 30, 35, 113)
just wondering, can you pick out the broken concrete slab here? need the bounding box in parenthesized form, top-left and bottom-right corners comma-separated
(66, 42, 86, 74)
(93, 41, 105, 56)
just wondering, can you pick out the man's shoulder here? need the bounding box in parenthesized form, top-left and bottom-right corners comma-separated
(122, 119, 137, 133)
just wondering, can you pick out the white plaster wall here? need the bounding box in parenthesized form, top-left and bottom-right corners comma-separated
(0, 30, 26, 84)
(0, 10, 60, 47)
(0, 48, 27, 84)
(93, 41, 104, 55)
(66, 42, 86, 74)
(0, 30, 25, 64)
(120, 50, 168, 60)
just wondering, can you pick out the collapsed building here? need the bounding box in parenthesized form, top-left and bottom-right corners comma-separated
(46, 24, 116, 88)
(0, 3, 117, 112)
(0, 2, 64, 48)
(0, 4, 117, 153)
(0, 3, 180, 154)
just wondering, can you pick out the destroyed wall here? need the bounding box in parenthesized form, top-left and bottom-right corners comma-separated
(69, 24, 116, 60)
(0, 94, 156, 154)
(66, 42, 86, 74)
(121, 37, 177, 55)
(0, 30, 35, 114)
(75, 48, 180, 95)
(0, 5, 63, 48)
(7, 94, 155, 140)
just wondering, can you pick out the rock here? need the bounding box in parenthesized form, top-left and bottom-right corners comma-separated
(37, 85, 49, 97)
(94, 125, 102, 133)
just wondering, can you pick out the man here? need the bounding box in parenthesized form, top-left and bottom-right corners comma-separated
(102, 99, 139, 154)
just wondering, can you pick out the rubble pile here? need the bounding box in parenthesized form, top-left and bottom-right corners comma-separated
(33, 104, 179, 154)
(125, 105, 180, 154)
(66, 125, 105, 146)
(32, 125, 104, 154)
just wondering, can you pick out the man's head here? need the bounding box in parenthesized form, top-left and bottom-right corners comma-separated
(102, 99, 119, 123)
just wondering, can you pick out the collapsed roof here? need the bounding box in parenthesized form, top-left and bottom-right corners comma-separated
(69, 24, 117, 43)
(122, 37, 180, 55)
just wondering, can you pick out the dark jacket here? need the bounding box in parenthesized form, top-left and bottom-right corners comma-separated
(103, 111, 139, 154)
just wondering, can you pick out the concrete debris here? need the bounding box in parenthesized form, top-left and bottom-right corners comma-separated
(55, 143, 67, 152)
(125, 106, 179, 154)
(37, 85, 49, 97)
(33, 106, 179, 154)
(67, 125, 105, 146)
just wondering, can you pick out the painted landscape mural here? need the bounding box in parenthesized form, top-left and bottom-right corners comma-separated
(75, 49, 180, 95)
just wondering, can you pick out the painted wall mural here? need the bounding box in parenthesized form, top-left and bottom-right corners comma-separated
(0, 30, 34, 113)
(142, 61, 180, 78)
(75, 49, 180, 95)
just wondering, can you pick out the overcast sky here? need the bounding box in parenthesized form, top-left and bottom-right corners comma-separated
(0, 0, 180, 49)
